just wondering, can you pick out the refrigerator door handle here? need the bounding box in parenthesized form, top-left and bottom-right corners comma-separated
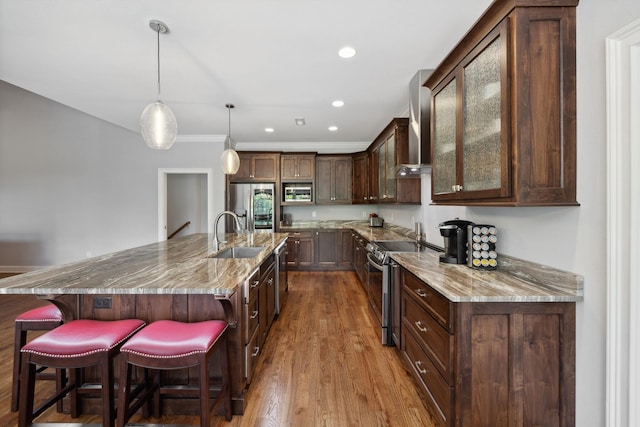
(248, 186, 255, 231)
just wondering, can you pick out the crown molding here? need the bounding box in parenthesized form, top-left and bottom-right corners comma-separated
(175, 134, 226, 143)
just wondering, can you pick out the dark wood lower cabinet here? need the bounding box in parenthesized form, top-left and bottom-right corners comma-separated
(287, 229, 353, 271)
(399, 266, 575, 427)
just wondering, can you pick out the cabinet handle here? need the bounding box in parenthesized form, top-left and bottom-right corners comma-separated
(251, 280, 260, 289)
(414, 360, 428, 375)
(252, 346, 260, 357)
(250, 310, 259, 319)
(415, 288, 429, 299)
(415, 321, 428, 333)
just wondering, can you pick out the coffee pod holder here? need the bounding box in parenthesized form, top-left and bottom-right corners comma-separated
(467, 224, 498, 270)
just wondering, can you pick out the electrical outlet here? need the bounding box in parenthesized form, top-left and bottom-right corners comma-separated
(93, 297, 112, 309)
(362, 211, 367, 218)
(312, 211, 317, 218)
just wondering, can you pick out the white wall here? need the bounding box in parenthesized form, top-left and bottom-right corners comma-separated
(0, 81, 225, 266)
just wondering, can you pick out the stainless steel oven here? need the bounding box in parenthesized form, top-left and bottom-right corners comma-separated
(366, 240, 441, 346)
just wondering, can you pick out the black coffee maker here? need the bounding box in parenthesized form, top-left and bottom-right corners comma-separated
(438, 219, 474, 264)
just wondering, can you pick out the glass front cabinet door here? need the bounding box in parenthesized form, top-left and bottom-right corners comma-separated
(431, 21, 510, 202)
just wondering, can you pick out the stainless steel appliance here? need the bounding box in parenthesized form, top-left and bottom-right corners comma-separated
(283, 185, 312, 202)
(227, 183, 275, 232)
(438, 219, 473, 264)
(274, 241, 288, 314)
(365, 240, 441, 345)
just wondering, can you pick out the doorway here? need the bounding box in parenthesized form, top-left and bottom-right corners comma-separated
(157, 168, 216, 241)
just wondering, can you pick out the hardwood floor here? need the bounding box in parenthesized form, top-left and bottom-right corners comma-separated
(0, 271, 436, 426)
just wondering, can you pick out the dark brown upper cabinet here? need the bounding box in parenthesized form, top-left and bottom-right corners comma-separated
(427, 0, 579, 206)
(280, 154, 315, 181)
(369, 118, 421, 205)
(316, 155, 352, 204)
(351, 151, 370, 204)
(230, 152, 280, 182)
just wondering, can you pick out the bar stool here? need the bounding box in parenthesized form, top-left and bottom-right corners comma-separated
(12, 304, 64, 412)
(18, 318, 146, 427)
(116, 320, 232, 427)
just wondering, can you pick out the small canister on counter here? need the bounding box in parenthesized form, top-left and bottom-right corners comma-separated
(467, 224, 498, 270)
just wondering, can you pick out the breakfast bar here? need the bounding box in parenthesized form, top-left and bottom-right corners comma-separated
(0, 232, 289, 416)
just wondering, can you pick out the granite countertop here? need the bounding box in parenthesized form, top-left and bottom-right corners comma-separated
(281, 219, 583, 302)
(391, 252, 583, 303)
(280, 220, 415, 242)
(0, 232, 288, 297)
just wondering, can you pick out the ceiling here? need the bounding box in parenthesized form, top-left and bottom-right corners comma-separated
(0, 0, 492, 153)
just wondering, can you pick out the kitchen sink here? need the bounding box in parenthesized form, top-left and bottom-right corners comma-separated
(209, 246, 266, 259)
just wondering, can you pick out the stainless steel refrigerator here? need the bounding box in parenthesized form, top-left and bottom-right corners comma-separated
(226, 183, 275, 232)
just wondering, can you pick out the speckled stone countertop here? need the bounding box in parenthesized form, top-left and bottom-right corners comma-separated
(280, 220, 415, 242)
(0, 232, 288, 297)
(282, 220, 583, 303)
(391, 252, 583, 303)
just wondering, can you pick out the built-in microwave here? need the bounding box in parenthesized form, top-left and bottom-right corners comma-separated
(284, 186, 312, 202)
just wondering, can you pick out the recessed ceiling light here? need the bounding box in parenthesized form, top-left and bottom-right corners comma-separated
(295, 117, 305, 126)
(265, 127, 274, 133)
(332, 100, 344, 107)
(328, 126, 338, 132)
(338, 46, 356, 58)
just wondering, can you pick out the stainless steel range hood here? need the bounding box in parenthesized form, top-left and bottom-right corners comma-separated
(396, 69, 433, 176)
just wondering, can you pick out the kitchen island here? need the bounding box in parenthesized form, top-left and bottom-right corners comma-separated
(0, 231, 289, 415)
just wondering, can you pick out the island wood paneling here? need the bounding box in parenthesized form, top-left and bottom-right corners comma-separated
(0, 272, 437, 426)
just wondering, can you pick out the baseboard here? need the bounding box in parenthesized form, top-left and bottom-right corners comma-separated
(0, 265, 46, 274)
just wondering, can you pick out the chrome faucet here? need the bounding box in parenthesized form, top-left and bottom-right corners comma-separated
(212, 211, 242, 251)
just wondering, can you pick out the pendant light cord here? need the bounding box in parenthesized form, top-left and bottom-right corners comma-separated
(227, 106, 231, 150)
(156, 26, 161, 101)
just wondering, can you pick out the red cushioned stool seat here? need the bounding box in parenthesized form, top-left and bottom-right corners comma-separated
(12, 304, 64, 413)
(117, 320, 232, 427)
(18, 318, 145, 427)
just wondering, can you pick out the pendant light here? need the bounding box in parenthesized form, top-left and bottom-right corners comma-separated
(140, 20, 177, 150)
(220, 103, 240, 174)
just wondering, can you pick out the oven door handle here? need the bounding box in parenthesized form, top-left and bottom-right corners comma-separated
(367, 253, 385, 271)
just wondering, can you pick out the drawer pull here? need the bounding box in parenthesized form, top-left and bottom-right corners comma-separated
(415, 360, 428, 375)
(251, 280, 260, 289)
(415, 288, 430, 299)
(415, 321, 428, 333)
(252, 346, 260, 357)
(250, 310, 259, 319)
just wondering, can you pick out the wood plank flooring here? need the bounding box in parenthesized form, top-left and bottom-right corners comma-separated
(0, 271, 436, 426)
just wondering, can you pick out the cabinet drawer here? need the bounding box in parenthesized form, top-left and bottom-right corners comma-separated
(243, 268, 260, 304)
(403, 270, 454, 332)
(243, 296, 260, 344)
(403, 293, 454, 383)
(245, 326, 260, 384)
(402, 327, 453, 427)
(288, 231, 313, 239)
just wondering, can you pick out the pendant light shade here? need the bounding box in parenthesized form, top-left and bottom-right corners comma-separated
(140, 101, 177, 149)
(140, 20, 177, 150)
(220, 103, 240, 174)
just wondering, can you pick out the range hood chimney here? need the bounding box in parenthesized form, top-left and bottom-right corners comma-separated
(396, 69, 433, 176)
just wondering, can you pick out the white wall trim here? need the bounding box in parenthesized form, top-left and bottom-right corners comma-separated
(606, 18, 640, 427)
(157, 168, 215, 241)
